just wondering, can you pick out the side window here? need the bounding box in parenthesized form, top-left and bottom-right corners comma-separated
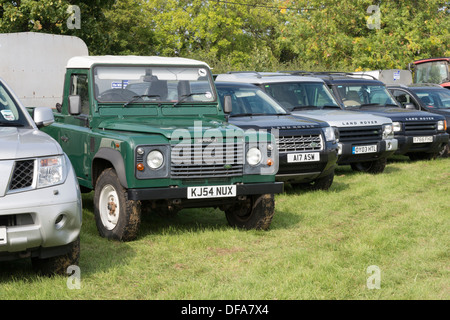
(391, 90, 419, 109)
(70, 74, 89, 115)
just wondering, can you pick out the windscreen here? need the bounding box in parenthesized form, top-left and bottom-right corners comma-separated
(262, 82, 340, 110)
(93, 66, 216, 104)
(412, 88, 450, 109)
(415, 61, 449, 84)
(216, 85, 288, 116)
(0, 82, 28, 127)
(336, 84, 398, 108)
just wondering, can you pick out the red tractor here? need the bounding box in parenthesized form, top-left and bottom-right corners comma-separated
(410, 57, 450, 89)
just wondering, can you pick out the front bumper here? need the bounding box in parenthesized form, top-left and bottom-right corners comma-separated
(276, 147, 338, 183)
(337, 138, 398, 165)
(128, 181, 284, 203)
(0, 167, 82, 261)
(395, 133, 449, 155)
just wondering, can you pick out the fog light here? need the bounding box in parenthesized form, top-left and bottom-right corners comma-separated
(55, 214, 66, 230)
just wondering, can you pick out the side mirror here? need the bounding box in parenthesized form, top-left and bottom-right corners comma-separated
(404, 103, 416, 110)
(68, 95, 81, 115)
(33, 107, 54, 128)
(223, 95, 232, 113)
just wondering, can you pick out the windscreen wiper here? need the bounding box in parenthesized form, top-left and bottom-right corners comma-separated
(123, 95, 160, 107)
(359, 103, 380, 107)
(291, 105, 318, 111)
(321, 105, 341, 109)
(229, 113, 267, 117)
(0, 122, 24, 127)
(173, 92, 207, 107)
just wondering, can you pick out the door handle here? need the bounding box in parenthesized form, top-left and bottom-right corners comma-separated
(61, 136, 69, 142)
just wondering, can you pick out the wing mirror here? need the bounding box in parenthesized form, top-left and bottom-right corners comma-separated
(33, 107, 55, 128)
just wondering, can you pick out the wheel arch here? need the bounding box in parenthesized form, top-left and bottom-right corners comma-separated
(92, 148, 128, 189)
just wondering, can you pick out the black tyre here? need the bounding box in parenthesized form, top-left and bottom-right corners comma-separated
(408, 152, 437, 161)
(31, 236, 80, 276)
(351, 158, 386, 174)
(94, 168, 141, 241)
(438, 144, 450, 158)
(310, 171, 335, 191)
(224, 194, 275, 230)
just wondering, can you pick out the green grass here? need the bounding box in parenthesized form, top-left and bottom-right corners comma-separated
(0, 156, 449, 300)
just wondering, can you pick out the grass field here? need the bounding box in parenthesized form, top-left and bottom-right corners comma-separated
(0, 155, 449, 300)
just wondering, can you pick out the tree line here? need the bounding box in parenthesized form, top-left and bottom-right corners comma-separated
(0, 0, 449, 73)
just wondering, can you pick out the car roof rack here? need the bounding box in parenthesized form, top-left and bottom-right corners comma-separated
(226, 71, 263, 78)
(279, 70, 378, 80)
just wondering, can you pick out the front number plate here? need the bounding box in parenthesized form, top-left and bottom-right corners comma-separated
(352, 145, 377, 154)
(287, 152, 320, 163)
(413, 136, 433, 143)
(187, 185, 236, 199)
(0, 227, 7, 245)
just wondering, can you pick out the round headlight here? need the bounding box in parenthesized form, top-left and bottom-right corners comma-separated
(246, 147, 262, 166)
(147, 150, 164, 169)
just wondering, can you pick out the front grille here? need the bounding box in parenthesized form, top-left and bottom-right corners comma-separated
(0, 214, 34, 227)
(170, 141, 244, 179)
(404, 121, 437, 134)
(276, 134, 323, 153)
(339, 126, 382, 143)
(9, 160, 34, 190)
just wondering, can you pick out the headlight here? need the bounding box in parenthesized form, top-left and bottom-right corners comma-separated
(147, 150, 164, 169)
(246, 147, 262, 166)
(323, 126, 336, 142)
(382, 124, 394, 139)
(37, 155, 66, 188)
(392, 122, 402, 132)
(437, 120, 446, 131)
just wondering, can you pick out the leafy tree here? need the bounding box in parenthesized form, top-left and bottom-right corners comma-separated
(143, 0, 282, 71)
(0, 0, 115, 54)
(277, 0, 450, 71)
(0, 0, 448, 71)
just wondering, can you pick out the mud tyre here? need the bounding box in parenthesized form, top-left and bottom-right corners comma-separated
(31, 236, 80, 276)
(224, 194, 275, 230)
(94, 168, 141, 241)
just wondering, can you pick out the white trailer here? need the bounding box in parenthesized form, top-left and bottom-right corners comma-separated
(351, 69, 413, 85)
(0, 32, 88, 108)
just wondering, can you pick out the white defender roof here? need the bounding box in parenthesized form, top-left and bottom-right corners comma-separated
(67, 56, 211, 69)
(215, 72, 324, 84)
